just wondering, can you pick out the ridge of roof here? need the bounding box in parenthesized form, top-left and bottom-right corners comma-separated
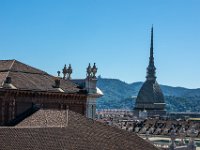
(0, 59, 47, 75)
(0, 60, 80, 93)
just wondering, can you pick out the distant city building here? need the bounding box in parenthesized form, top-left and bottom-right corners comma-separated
(168, 112, 200, 120)
(96, 109, 133, 120)
(134, 27, 166, 117)
(139, 109, 148, 119)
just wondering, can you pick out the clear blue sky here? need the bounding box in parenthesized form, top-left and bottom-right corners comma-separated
(0, 0, 200, 88)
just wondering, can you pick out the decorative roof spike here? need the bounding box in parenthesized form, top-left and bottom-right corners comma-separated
(68, 64, 72, 74)
(92, 63, 97, 78)
(62, 64, 67, 79)
(87, 63, 92, 77)
(67, 64, 72, 80)
(146, 26, 156, 81)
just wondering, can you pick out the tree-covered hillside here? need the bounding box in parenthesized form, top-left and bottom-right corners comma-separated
(96, 77, 200, 112)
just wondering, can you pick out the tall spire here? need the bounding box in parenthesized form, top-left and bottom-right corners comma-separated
(150, 25, 153, 59)
(146, 26, 156, 81)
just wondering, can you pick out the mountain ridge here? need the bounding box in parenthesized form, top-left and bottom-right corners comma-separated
(98, 77, 200, 97)
(96, 77, 200, 112)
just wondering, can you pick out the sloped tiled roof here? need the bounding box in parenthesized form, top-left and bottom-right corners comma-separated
(0, 59, 46, 74)
(0, 60, 80, 93)
(0, 109, 159, 150)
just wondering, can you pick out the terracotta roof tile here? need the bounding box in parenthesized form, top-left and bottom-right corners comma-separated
(0, 60, 14, 71)
(0, 109, 160, 150)
(0, 72, 8, 85)
(0, 59, 46, 74)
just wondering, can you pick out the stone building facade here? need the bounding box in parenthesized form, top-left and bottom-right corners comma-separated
(0, 60, 103, 125)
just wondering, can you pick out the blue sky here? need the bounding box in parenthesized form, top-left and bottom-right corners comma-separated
(0, 0, 200, 88)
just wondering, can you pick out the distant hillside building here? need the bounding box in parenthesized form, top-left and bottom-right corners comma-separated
(134, 27, 166, 117)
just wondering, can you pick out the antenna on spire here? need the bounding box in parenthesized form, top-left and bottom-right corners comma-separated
(150, 25, 153, 58)
(146, 26, 156, 81)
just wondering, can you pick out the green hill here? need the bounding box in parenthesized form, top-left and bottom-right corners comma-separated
(96, 77, 200, 112)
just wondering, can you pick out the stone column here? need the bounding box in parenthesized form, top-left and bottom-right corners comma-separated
(86, 98, 96, 119)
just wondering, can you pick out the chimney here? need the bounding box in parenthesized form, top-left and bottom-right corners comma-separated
(54, 79, 60, 88)
(5, 77, 12, 84)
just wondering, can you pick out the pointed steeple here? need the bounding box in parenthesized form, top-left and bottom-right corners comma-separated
(150, 25, 154, 59)
(146, 26, 156, 81)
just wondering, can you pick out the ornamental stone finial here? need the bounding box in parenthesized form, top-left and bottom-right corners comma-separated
(87, 63, 92, 77)
(57, 71, 61, 77)
(92, 63, 97, 78)
(67, 64, 72, 80)
(62, 64, 67, 79)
